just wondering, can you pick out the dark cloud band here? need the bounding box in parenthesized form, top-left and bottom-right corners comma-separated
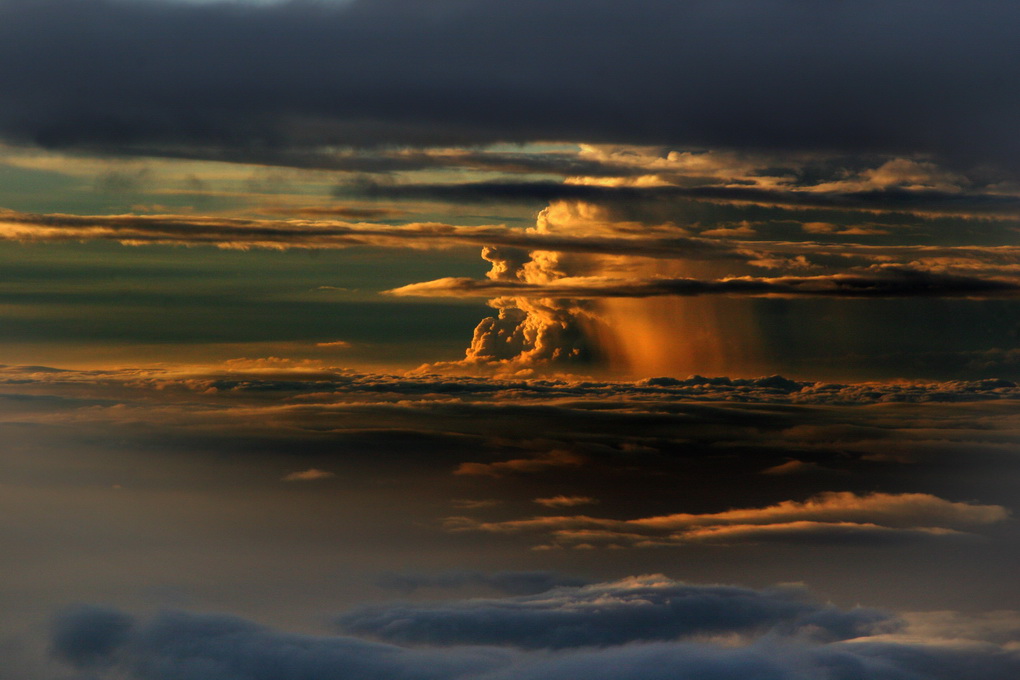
(3, 0, 1020, 174)
(356, 180, 1020, 218)
(388, 270, 1020, 299)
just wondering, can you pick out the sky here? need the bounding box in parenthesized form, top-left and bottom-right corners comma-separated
(3, 1, 1020, 678)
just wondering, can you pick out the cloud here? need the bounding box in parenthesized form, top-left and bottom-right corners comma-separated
(0, 208, 513, 251)
(446, 296, 601, 372)
(5, 0, 1020, 177)
(0, 207, 748, 263)
(2, 207, 1019, 280)
(49, 607, 505, 680)
(872, 610, 1020, 647)
(50, 605, 134, 669)
(4, 363, 1020, 410)
(345, 188, 1020, 370)
(40, 188, 959, 373)
(281, 468, 335, 482)
(314, 340, 352, 349)
(47, 585, 1020, 680)
(200, 146, 656, 177)
(451, 499, 502, 510)
(339, 575, 894, 648)
(264, 205, 406, 219)
(454, 449, 585, 477)
(534, 495, 597, 508)
(447, 491, 1009, 549)
(387, 270, 1020, 300)
(356, 178, 1020, 218)
(761, 460, 829, 476)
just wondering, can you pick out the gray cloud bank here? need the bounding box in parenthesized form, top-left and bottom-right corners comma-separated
(357, 180, 1020, 218)
(339, 576, 895, 648)
(50, 577, 1020, 680)
(3, 0, 1020, 173)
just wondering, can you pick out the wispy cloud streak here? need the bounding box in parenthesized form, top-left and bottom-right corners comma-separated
(388, 270, 1020, 299)
(4, 209, 1020, 276)
(446, 492, 1009, 548)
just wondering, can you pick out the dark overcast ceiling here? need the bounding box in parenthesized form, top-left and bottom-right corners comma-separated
(0, 0, 1018, 172)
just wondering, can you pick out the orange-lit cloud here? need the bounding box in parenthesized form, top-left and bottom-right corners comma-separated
(447, 491, 1008, 548)
(282, 468, 336, 482)
(4, 207, 1020, 276)
(387, 271, 1020, 299)
(454, 450, 585, 477)
(534, 496, 597, 508)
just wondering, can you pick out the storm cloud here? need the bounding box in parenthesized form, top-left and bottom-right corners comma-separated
(2, 0, 1020, 174)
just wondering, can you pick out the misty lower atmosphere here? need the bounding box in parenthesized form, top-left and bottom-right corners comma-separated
(4, 1, 1020, 679)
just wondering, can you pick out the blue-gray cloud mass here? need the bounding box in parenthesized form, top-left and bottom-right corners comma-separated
(338, 577, 893, 648)
(1, 0, 1020, 173)
(49, 579, 1020, 680)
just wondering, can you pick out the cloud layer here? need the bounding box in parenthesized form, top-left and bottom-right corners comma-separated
(338, 575, 892, 648)
(4, 0, 1020, 175)
(388, 270, 1020, 300)
(4, 362, 1020, 408)
(49, 578, 1020, 680)
(447, 491, 1009, 549)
